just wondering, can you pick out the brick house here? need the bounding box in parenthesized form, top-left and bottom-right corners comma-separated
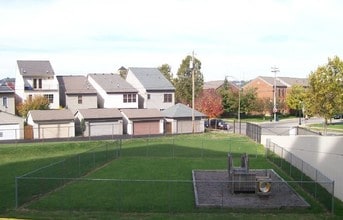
(243, 76, 307, 115)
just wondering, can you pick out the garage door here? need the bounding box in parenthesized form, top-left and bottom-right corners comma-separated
(177, 120, 193, 133)
(39, 124, 71, 139)
(0, 124, 20, 140)
(133, 121, 159, 135)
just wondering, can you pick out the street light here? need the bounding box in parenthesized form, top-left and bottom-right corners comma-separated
(271, 66, 279, 122)
(190, 51, 195, 133)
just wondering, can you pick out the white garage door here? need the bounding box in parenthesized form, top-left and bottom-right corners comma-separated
(0, 124, 20, 140)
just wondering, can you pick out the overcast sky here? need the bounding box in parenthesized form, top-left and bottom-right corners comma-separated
(1, 0, 343, 81)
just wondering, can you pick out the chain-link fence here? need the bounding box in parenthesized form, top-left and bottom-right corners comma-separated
(15, 140, 121, 208)
(15, 137, 260, 209)
(265, 139, 335, 213)
(246, 122, 261, 143)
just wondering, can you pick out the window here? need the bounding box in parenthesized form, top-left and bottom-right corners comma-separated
(28, 95, 33, 101)
(123, 94, 136, 103)
(2, 97, 8, 108)
(44, 94, 53, 103)
(164, 94, 172, 103)
(0, 132, 3, 138)
(78, 95, 82, 104)
(33, 78, 42, 89)
(147, 94, 151, 100)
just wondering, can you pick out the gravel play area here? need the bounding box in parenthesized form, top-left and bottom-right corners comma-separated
(192, 169, 310, 209)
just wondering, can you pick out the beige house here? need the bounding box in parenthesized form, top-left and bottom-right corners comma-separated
(57, 75, 97, 114)
(0, 84, 15, 115)
(26, 109, 74, 139)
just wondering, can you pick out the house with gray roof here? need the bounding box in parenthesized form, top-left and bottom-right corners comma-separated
(126, 67, 175, 110)
(120, 108, 164, 135)
(162, 103, 206, 134)
(0, 84, 15, 115)
(57, 75, 97, 113)
(0, 111, 24, 140)
(74, 108, 123, 137)
(88, 73, 138, 109)
(203, 80, 239, 92)
(26, 109, 74, 139)
(15, 60, 60, 109)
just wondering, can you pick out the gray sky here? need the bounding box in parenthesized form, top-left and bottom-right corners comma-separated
(1, 0, 343, 81)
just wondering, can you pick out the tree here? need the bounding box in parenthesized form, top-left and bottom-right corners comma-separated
(307, 56, 343, 134)
(195, 89, 223, 118)
(240, 87, 258, 114)
(158, 64, 173, 83)
(174, 55, 204, 105)
(286, 84, 306, 116)
(17, 95, 50, 117)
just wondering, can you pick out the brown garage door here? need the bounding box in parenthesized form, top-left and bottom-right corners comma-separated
(133, 121, 159, 135)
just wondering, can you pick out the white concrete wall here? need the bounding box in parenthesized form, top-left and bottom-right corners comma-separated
(262, 135, 343, 201)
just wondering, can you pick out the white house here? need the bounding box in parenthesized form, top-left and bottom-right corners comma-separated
(57, 75, 97, 114)
(121, 108, 164, 135)
(15, 60, 60, 109)
(126, 67, 175, 110)
(162, 103, 206, 134)
(0, 111, 24, 140)
(88, 73, 138, 109)
(27, 109, 74, 139)
(74, 108, 123, 137)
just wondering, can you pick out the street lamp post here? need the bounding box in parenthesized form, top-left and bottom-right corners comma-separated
(271, 66, 279, 122)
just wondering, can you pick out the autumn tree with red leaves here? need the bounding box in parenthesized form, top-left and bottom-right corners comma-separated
(195, 89, 223, 118)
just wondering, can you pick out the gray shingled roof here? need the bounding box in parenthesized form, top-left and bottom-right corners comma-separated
(17, 60, 55, 77)
(0, 111, 23, 124)
(29, 110, 74, 122)
(128, 67, 175, 91)
(0, 85, 13, 93)
(89, 73, 138, 93)
(121, 108, 163, 119)
(259, 76, 287, 87)
(77, 108, 122, 120)
(162, 103, 206, 118)
(278, 77, 308, 87)
(203, 80, 239, 90)
(57, 75, 96, 94)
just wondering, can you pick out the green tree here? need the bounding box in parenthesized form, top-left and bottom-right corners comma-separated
(307, 56, 343, 133)
(174, 55, 204, 105)
(240, 87, 258, 114)
(158, 64, 173, 83)
(286, 84, 306, 116)
(17, 95, 50, 117)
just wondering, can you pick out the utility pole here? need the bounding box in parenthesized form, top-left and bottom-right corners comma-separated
(271, 66, 279, 122)
(191, 51, 195, 133)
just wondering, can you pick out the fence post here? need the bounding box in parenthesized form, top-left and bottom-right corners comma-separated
(332, 181, 335, 214)
(15, 177, 18, 209)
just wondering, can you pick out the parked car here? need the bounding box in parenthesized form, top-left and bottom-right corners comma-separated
(333, 114, 343, 119)
(207, 118, 229, 130)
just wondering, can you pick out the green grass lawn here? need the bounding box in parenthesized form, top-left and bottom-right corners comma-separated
(1, 133, 341, 219)
(307, 122, 343, 133)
